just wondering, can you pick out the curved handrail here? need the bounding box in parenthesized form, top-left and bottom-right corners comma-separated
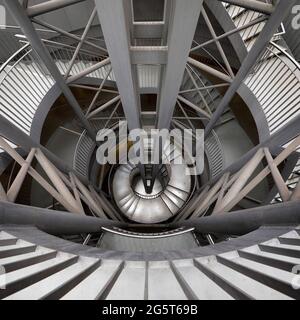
(101, 226, 196, 239)
(0, 40, 114, 136)
(222, 3, 300, 205)
(0, 43, 30, 72)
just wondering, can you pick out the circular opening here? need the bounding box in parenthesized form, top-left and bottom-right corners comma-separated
(131, 170, 164, 199)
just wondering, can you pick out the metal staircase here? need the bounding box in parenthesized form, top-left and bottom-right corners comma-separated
(0, 0, 299, 301)
(0, 225, 299, 300)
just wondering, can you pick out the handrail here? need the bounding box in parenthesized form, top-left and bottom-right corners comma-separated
(0, 40, 114, 136)
(0, 43, 30, 72)
(40, 39, 108, 60)
(270, 41, 300, 70)
(101, 226, 195, 239)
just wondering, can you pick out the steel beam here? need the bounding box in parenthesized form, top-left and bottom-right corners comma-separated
(0, 113, 89, 186)
(172, 200, 300, 236)
(291, 180, 300, 201)
(131, 47, 168, 65)
(156, 0, 203, 130)
(66, 57, 110, 84)
(0, 201, 125, 236)
(190, 16, 268, 52)
(5, 0, 96, 140)
(133, 21, 164, 39)
(27, 0, 85, 18)
(95, 0, 141, 130)
(187, 57, 232, 83)
(211, 115, 300, 187)
(204, 0, 297, 138)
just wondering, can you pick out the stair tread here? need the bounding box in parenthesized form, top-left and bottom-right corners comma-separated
(262, 243, 300, 252)
(0, 242, 37, 258)
(220, 255, 296, 286)
(148, 262, 187, 300)
(106, 262, 146, 300)
(61, 260, 123, 300)
(172, 260, 233, 300)
(5, 257, 98, 300)
(196, 257, 292, 300)
(0, 247, 56, 270)
(0, 238, 18, 247)
(3, 253, 77, 287)
(240, 247, 300, 267)
(0, 232, 17, 241)
(279, 231, 300, 240)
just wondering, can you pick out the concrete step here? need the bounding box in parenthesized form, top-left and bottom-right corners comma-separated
(239, 246, 300, 272)
(259, 243, 300, 259)
(195, 256, 290, 300)
(0, 241, 37, 259)
(171, 259, 233, 300)
(0, 232, 18, 247)
(61, 260, 124, 300)
(0, 253, 78, 299)
(5, 257, 99, 300)
(148, 261, 187, 300)
(0, 247, 57, 273)
(217, 253, 299, 299)
(106, 261, 146, 300)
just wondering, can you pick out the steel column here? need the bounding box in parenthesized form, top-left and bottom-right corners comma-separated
(156, 0, 203, 130)
(94, 0, 141, 131)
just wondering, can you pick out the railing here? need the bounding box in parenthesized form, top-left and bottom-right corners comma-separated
(185, 63, 223, 114)
(73, 118, 123, 178)
(45, 40, 114, 81)
(101, 226, 196, 239)
(205, 130, 225, 179)
(0, 44, 55, 135)
(222, 1, 284, 50)
(0, 26, 56, 65)
(0, 40, 115, 136)
(220, 3, 300, 209)
(245, 42, 300, 135)
(172, 119, 224, 180)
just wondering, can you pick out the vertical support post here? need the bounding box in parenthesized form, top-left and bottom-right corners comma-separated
(156, 0, 203, 130)
(94, 0, 141, 131)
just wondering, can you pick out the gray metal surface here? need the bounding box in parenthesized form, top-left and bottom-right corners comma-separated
(0, 225, 299, 300)
(112, 142, 192, 223)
